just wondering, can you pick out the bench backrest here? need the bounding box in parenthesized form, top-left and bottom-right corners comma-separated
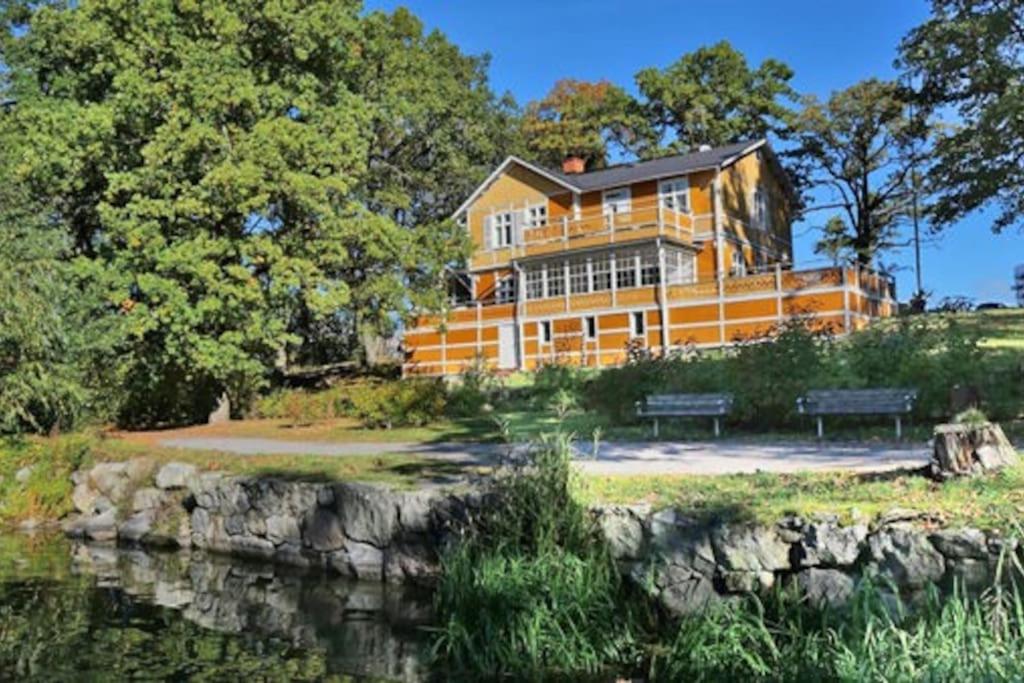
(797, 388, 918, 416)
(638, 393, 734, 416)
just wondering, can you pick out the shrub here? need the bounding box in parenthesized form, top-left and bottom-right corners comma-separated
(446, 356, 498, 418)
(347, 378, 447, 429)
(531, 362, 587, 410)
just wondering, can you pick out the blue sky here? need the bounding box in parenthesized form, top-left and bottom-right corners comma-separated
(367, 0, 1022, 304)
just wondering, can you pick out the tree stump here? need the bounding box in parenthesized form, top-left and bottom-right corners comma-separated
(931, 422, 1019, 480)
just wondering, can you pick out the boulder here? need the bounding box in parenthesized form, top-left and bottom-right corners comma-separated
(711, 524, 792, 572)
(266, 515, 302, 546)
(304, 508, 345, 552)
(155, 462, 198, 490)
(119, 511, 155, 544)
(948, 558, 992, 591)
(931, 422, 1018, 479)
(132, 487, 164, 512)
(83, 509, 119, 543)
(721, 571, 775, 593)
(334, 483, 398, 547)
(648, 509, 716, 575)
(929, 528, 988, 560)
(15, 465, 33, 484)
(347, 542, 385, 581)
(795, 568, 855, 608)
(654, 566, 718, 616)
(799, 521, 867, 567)
(867, 528, 945, 590)
(89, 462, 130, 501)
(596, 506, 646, 560)
(72, 483, 100, 515)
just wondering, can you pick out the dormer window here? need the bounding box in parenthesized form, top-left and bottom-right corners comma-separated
(491, 211, 514, 248)
(659, 177, 690, 213)
(754, 186, 770, 231)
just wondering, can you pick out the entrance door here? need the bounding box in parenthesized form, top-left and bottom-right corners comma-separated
(498, 323, 517, 369)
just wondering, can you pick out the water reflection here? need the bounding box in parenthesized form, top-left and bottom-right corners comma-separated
(0, 534, 433, 681)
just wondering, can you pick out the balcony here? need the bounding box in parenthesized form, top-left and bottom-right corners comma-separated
(472, 197, 705, 268)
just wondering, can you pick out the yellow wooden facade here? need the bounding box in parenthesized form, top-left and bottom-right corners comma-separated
(403, 141, 895, 376)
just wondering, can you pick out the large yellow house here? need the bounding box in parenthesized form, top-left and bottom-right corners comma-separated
(403, 140, 895, 376)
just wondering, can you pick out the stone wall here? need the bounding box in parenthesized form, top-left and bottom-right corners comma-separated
(65, 459, 1018, 616)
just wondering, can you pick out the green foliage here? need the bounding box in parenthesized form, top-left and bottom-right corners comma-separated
(585, 317, 1019, 429)
(433, 434, 643, 678)
(636, 40, 797, 153)
(445, 356, 500, 418)
(347, 378, 447, 429)
(954, 408, 989, 426)
(900, 0, 1024, 231)
(531, 362, 587, 411)
(0, 1, 512, 427)
(522, 78, 650, 169)
(0, 436, 93, 522)
(792, 78, 932, 265)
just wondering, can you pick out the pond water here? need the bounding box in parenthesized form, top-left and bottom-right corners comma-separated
(0, 533, 434, 681)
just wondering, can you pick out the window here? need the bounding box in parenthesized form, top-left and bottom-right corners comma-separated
(659, 177, 690, 213)
(754, 186, 770, 230)
(525, 204, 548, 228)
(547, 263, 565, 297)
(492, 211, 514, 248)
(591, 256, 611, 291)
(602, 187, 631, 217)
(665, 249, 696, 285)
(730, 250, 747, 278)
(584, 316, 597, 340)
(525, 267, 544, 300)
(495, 276, 515, 303)
(569, 259, 589, 294)
(640, 249, 660, 286)
(540, 320, 552, 343)
(630, 311, 645, 338)
(616, 251, 637, 289)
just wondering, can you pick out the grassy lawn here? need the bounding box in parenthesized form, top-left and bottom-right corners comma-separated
(583, 460, 1024, 530)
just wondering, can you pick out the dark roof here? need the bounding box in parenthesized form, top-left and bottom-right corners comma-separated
(547, 140, 762, 191)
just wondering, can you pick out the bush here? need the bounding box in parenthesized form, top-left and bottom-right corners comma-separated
(446, 356, 499, 418)
(347, 378, 447, 429)
(530, 362, 588, 410)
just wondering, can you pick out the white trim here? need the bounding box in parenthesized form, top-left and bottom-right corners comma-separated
(451, 156, 578, 219)
(602, 186, 632, 216)
(658, 176, 692, 214)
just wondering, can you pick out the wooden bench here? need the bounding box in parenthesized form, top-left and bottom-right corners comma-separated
(635, 393, 734, 438)
(796, 388, 918, 439)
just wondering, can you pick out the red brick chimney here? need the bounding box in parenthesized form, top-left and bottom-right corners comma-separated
(562, 156, 585, 174)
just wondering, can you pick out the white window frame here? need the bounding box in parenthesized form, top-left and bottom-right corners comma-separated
(630, 311, 646, 338)
(640, 248, 660, 286)
(569, 259, 589, 294)
(540, 320, 552, 344)
(584, 315, 597, 340)
(591, 254, 611, 291)
(525, 267, 544, 300)
(525, 203, 548, 228)
(492, 211, 514, 248)
(616, 250, 638, 289)
(753, 186, 770, 231)
(602, 187, 631, 217)
(731, 249, 747, 278)
(658, 177, 691, 214)
(547, 262, 565, 298)
(495, 275, 515, 303)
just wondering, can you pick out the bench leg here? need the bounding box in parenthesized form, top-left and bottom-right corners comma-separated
(817, 416, 823, 440)
(895, 416, 902, 440)
(713, 417, 720, 438)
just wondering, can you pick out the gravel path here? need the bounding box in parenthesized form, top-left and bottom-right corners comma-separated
(158, 436, 930, 476)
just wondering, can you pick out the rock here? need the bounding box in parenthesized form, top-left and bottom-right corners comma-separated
(875, 508, 942, 528)
(384, 542, 439, 582)
(396, 491, 437, 535)
(89, 463, 130, 501)
(227, 535, 275, 560)
(596, 506, 646, 560)
(119, 511, 155, 544)
(334, 483, 397, 547)
(208, 393, 231, 424)
(266, 515, 301, 546)
(711, 524, 792, 572)
(796, 568, 855, 608)
(929, 528, 988, 560)
(72, 483, 99, 515)
(948, 558, 992, 591)
(304, 508, 345, 552)
(14, 465, 33, 484)
(317, 485, 335, 508)
(155, 462, 198, 490)
(132, 487, 164, 512)
(721, 571, 775, 593)
(347, 542, 385, 581)
(931, 422, 1018, 479)
(83, 509, 118, 543)
(799, 521, 867, 567)
(655, 566, 718, 616)
(648, 509, 716, 575)
(867, 528, 945, 590)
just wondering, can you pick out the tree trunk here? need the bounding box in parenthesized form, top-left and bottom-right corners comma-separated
(930, 422, 1018, 480)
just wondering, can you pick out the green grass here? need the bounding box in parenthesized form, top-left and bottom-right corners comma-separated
(584, 459, 1024, 529)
